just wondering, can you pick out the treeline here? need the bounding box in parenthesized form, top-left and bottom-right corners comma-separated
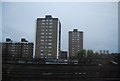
(71, 49, 110, 59)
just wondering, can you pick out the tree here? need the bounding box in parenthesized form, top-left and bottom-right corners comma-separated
(94, 51, 100, 58)
(77, 49, 86, 58)
(87, 50, 94, 58)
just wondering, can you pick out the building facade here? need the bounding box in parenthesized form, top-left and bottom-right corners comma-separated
(35, 15, 61, 59)
(2, 38, 33, 60)
(59, 51, 67, 59)
(69, 29, 83, 58)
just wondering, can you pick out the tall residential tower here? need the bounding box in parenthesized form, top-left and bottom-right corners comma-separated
(35, 15, 61, 59)
(69, 29, 83, 58)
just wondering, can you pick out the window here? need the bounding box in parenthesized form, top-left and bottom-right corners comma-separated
(49, 36, 52, 38)
(49, 33, 52, 35)
(40, 54, 44, 55)
(48, 53, 52, 56)
(48, 50, 52, 52)
(45, 43, 47, 45)
(48, 39, 52, 41)
(72, 55, 75, 56)
(49, 29, 53, 31)
(40, 43, 44, 45)
(46, 29, 48, 31)
(48, 46, 52, 48)
(42, 23, 45, 25)
(41, 26, 45, 28)
(49, 23, 53, 25)
(72, 40, 75, 42)
(41, 50, 44, 52)
(11, 50, 15, 51)
(48, 43, 52, 45)
(40, 39, 44, 41)
(12, 44, 15, 46)
(46, 26, 48, 28)
(45, 40, 48, 42)
(41, 33, 44, 35)
(42, 20, 45, 21)
(41, 29, 45, 31)
(49, 19, 53, 21)
(46, 23, 48, 25)
(40, 46, 44, 48)
(26, 48, 28, 50)
(46, 19, 49, 21)
(49, 26, 53, 28)
(41, 57, 44, 58)
(41, 36, 44, 38)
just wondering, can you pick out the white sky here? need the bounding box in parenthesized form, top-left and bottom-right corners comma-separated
(1, 0, 119, 2)
(1, 2, 118, 53)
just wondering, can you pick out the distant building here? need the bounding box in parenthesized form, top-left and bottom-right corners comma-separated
(59, 51, 67, 59)
(2, 38, 33, 60)
(69, 29, 83, 58)
(35, 15, 61, 59)
(99, 50, 109, 54)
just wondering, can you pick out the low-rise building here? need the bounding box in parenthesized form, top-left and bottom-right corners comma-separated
(59, 51, 67, 59)
(2, 38, 34, 61)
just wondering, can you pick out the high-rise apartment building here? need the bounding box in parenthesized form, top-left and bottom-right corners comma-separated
(35, 15, 61, 59)
(69, 29, 83, 58)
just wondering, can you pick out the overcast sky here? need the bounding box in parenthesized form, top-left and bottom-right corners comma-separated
(2, 2, 118, 53)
